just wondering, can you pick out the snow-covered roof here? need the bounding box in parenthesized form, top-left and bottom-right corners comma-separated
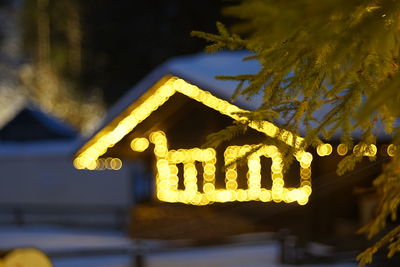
(0, 103, 77, 142)
(81, 51, 393, 149)
(0, 103, 79, 156)
(96, 51, 261, 137)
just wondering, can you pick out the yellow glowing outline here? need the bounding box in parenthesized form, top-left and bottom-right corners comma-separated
(74, 76, 304, 170)
(73, 76, 314, 205)
(73, 75, 397, 205)
(149, 130, 311, 205)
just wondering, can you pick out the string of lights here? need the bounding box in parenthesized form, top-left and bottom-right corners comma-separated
(73, 76, 397, 206)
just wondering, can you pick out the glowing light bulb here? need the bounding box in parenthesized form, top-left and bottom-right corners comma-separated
(337, 144, 348, 156)
(109, 158, 122, 170)
(130, 137, 149, 152)
(316, 144, 332, 156)
(387, 144, 396, 157)
(353, 144, 377, 157)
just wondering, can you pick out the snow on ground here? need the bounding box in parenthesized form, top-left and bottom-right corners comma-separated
(52, 255, 132, 267)
(145, 243, 357, 267)
(0, 225, 357, 267)
(0, 225, 133, 253)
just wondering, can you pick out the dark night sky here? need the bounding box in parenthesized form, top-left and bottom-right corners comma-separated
(79, 0, 231, 105)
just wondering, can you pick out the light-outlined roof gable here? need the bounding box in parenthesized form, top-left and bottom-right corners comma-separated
(73, 52, 315, 206)
(74, 75, 304, 170)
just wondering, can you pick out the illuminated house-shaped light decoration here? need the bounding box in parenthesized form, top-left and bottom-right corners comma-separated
(74, 52, 313, 206)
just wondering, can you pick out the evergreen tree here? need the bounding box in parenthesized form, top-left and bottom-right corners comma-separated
(192, 0, 400, 265)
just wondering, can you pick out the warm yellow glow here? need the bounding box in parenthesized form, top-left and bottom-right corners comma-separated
(387, 144, 397, 157)
(3, 248, 53, 267)
(74, 76, 313, 205)
(353, 144, 377, 157)
(75, 76, 304, 170)
(131, 137, 149, 152)
(74, 78, 177, 170)
(150, 130, 312, 205)
(316, 143, 332, 156)
(73, 157, 123, 171)
(110, 158, 122, 170)
(150, 131, 216, 205)
(337, 144, 348, 156)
